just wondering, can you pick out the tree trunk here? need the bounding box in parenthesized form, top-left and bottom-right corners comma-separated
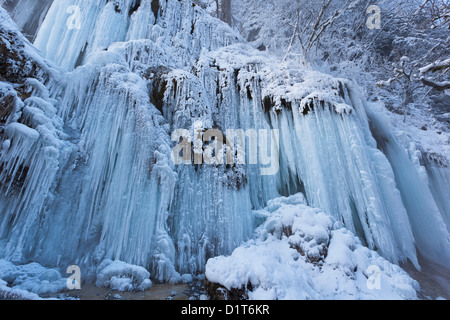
(219, 0, 232, 26)
(403, 83, 413, 123)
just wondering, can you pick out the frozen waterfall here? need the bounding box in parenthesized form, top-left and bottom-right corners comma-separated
(0, 0, 449, 287)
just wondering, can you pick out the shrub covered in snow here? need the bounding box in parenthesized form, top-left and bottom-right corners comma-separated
(205, 194, 420, 300)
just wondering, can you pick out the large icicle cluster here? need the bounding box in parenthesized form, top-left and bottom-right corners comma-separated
(34, 0, 242, 71)
(366, 103, 450, 267)
(0, 0, 449, 298)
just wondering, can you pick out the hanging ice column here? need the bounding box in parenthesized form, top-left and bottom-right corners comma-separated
(159, 66, 277, 276)
(0, 7, 66, 263)
(366, 103, 450, 268)
(1, 0, 256, 279)
(0, 81, 63, 263)
(34, 0, 242, 71)
(35, 62, 178, 271)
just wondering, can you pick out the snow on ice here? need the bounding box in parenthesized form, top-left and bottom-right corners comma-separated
(205, 194, 420, 300)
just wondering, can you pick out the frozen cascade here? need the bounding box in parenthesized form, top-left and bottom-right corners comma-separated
(0, 0, 449, 288)
(34, 0, 242, 71)
(1, 0, 259, 280)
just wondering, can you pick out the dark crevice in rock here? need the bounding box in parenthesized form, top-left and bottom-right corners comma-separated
(144, 66, 171, 115)
(0, 94, 15, 125)
(263, 96, 273, 113)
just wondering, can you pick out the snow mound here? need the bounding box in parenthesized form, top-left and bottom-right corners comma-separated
(96, 260, 152, 292)
(0, 279, 42, 300)
(205, 194, 419, 300)
(0, 259, 67, 299)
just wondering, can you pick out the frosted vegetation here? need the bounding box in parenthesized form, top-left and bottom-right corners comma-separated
(0, 0, 448, 299)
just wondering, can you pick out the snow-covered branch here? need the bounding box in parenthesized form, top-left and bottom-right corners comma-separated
(379, 55, 449, 92)
(419, 59, 450, 74)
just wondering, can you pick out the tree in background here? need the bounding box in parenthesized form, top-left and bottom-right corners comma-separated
(218, 0, 232, 26)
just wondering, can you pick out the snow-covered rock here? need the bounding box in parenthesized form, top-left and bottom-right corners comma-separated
(96, 260, 152, 292)
(205, 194, 420, 300)
(0, 259, 67, 299)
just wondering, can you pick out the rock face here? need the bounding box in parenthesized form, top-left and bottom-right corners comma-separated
(0, 0, 449, 290)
